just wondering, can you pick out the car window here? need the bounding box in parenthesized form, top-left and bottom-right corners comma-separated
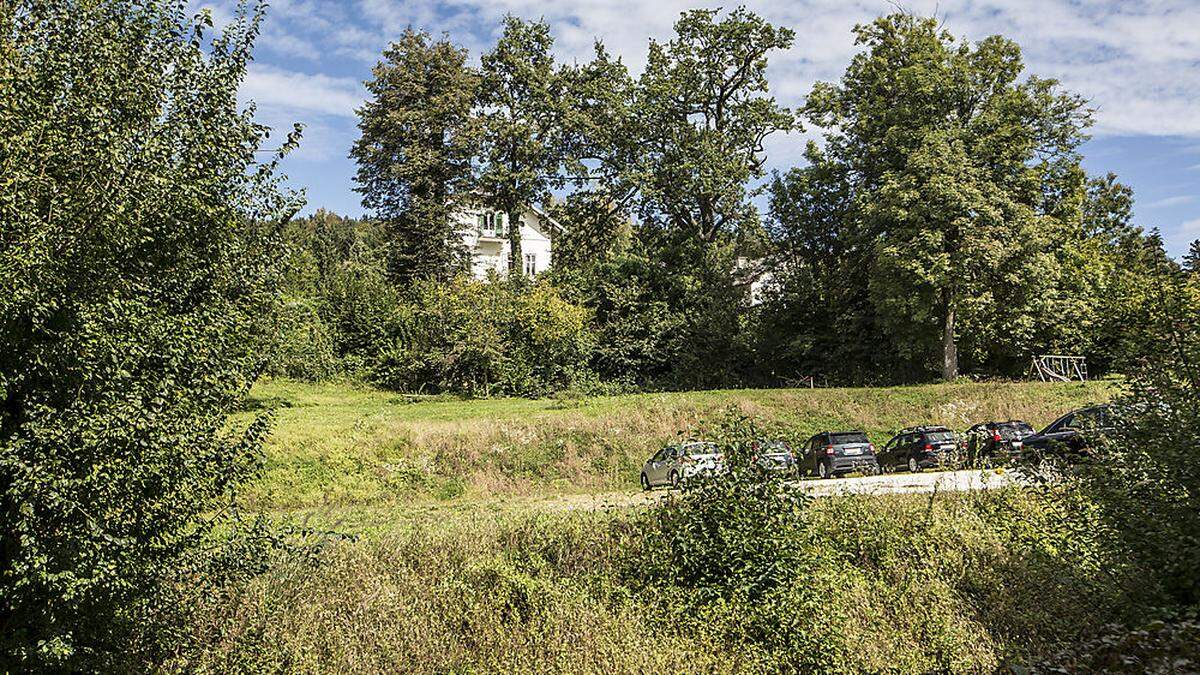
(830, 432, 869, 445)
(1075, 408, 1107, 429)
(1056, 413, 1075, 431)
(925, 431, 955, 443)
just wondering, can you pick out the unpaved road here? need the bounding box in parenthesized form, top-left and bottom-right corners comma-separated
(536, 469, 1017, 512)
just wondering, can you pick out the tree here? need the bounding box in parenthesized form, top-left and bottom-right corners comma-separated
(805, 14, 1091, 379)
(1185, 239, 1200, 274)
(352, 28, 479, 283)
(0, 0, 299, 667)
(634, 7, 796, 244)
(476, 16, 566, 276)
(761, 143, 902, 383)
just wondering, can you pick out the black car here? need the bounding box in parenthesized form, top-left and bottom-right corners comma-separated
(879, 426, 957, 473)
(962, 420, 1036, 464)
(1021, 405, 1113, 458)
(802, 431, 879, 479)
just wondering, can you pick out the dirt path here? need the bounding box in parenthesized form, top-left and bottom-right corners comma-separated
(535, 468, 1017, 512)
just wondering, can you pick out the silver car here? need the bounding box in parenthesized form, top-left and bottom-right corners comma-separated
(640, 441, 723, 490)
(751, 440, 799, 476)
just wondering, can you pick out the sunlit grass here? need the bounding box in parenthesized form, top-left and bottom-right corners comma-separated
(242, 377, 1115, 511)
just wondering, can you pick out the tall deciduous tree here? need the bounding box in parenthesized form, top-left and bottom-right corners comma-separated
(806, 14, 1091, 379)
(352, 28, 479, 283)
(477, 16, 566, 276)
(635, 7, 796, 244)
(0, 0, 299, 667)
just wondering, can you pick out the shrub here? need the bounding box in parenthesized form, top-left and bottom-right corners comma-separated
(374, 279, 594, 397)
(266, 297, 340, 381)
(0, 1, 296, 668)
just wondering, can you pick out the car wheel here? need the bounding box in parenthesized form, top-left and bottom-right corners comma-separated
(640, 473, 651, 491)
(818, 461, 831, 480)
(670, 470, 681, 489)
(908, 456, 920, 473)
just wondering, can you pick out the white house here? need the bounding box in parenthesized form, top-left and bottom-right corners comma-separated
(455, 204, 559, 280)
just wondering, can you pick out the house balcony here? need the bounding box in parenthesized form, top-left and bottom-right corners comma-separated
(477, 228, 508, 241)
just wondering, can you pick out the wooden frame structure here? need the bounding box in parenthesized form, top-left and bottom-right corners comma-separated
(1029, 355, 1088, 382)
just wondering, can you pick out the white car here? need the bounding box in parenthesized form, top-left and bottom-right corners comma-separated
(640, 441, 723, 490)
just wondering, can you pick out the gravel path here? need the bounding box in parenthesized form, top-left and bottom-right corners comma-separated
(536, 468, 1017, 512)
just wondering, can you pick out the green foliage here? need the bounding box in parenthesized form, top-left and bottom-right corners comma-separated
(266, 297, 339, 381)
(477, 16, 569, 271)
(1185, 239, 1200, 275)
(635, 7, 796, 243)
(374, 279, 594, 397)
(351, 29, 479, 283)
(633, 411, 810, 602)
(0, 0, 298, 667)
(1070, 266, 1200, 606)
(803, 14, 1091, 380)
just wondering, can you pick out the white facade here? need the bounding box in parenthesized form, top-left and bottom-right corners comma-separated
(455, 205, 557, 280)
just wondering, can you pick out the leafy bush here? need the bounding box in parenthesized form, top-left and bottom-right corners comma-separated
(1064, 267, 1200, 607)
(0, 1, 297, 668)
(374, 279, 594, 397)
(265, 297, 340, 381)
(631, 411, 810, 601)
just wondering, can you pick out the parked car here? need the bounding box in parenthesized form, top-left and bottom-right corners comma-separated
(1021, 405, 1113, 458)
(879, 426, 957, 473)
(802, 431, 879, 479)
(640, 441, 723, 490)
(750, 439, 798, 476)
(962, 420, 1036, 463)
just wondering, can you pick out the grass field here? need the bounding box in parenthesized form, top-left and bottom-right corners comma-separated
(162, 377, 1179, 673)
(242, 377, 1114, 512)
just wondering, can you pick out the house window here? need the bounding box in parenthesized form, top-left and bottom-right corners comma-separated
(478, 212, 507, 237)
(524, 253, 537, 277)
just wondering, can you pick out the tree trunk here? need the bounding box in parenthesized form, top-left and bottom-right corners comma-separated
(507, 209, 522, 279)
(941, 288, 958, 381)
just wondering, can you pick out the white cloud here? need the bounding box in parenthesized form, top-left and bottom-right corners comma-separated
(325, 0, 1200, 138)
(241, 64, 364, 118)
(1169, 218, 1200, 252)
(1146, 195, 1197, 208)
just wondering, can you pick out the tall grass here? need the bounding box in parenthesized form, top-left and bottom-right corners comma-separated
(243, 378, 1113, 510)
(163, 487, 1153, 673)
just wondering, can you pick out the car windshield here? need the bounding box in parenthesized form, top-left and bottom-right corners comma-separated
(925, 431, 955, 443)
(830, 432, 869, 445)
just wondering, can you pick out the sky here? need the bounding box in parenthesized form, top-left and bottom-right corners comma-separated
(207, 0, 1200, 257)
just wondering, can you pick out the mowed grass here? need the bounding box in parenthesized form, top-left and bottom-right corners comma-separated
(241, 377, 1115, 510)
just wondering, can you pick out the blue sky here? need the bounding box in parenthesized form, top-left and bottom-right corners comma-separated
(210, 0, 1200, 257)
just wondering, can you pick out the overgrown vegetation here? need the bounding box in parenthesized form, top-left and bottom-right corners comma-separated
(4, 0, 1198, 670)
(0, 0, 298, 668)
(158, 445, 1168, 673)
